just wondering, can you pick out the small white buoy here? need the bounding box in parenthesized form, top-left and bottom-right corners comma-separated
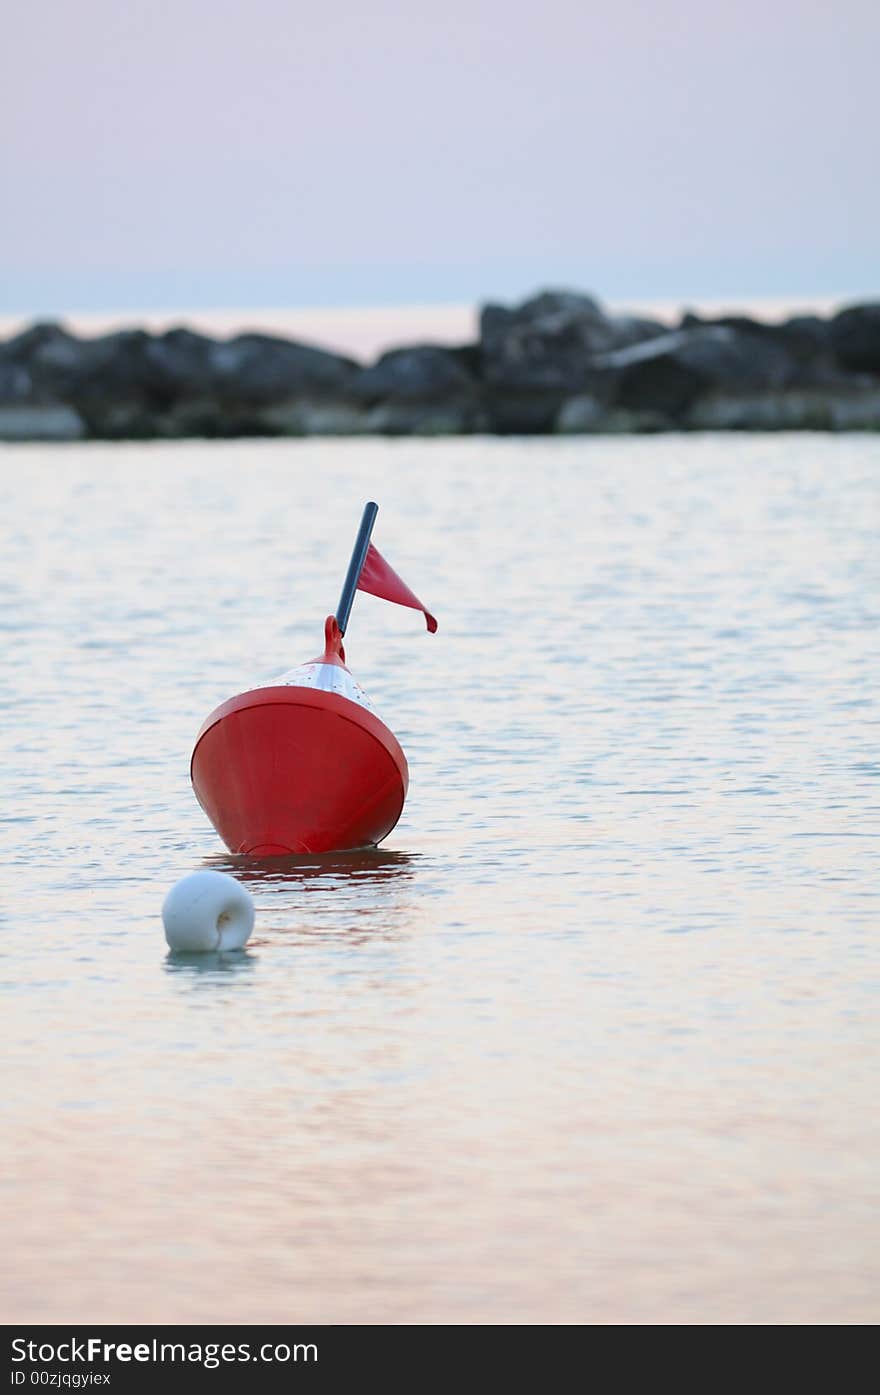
(162, 871, 254, 953)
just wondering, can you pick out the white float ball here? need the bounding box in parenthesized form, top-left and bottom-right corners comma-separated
(162, 871, 254, 953)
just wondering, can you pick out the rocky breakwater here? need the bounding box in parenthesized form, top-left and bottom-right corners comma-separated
(2, 292, 879, 440)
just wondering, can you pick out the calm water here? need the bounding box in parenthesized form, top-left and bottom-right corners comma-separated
(1, 435, 878, 1324)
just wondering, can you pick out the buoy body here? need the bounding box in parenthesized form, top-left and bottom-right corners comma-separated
(163, 871, 254, 952)
(191, 618, 408, 856)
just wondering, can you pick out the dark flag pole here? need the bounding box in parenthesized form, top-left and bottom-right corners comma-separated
(335, 501, 379, 635)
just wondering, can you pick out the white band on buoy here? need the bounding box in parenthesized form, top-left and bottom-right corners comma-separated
(255, 661, 376, 712)
(162, 871, 254, 953)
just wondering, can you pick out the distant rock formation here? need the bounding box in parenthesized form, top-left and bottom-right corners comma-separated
(2, 290, 879, 439)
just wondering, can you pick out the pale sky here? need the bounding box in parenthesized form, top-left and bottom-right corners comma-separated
(2, 0, 878, 315)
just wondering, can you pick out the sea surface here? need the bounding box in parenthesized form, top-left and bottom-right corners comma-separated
(1, 435, 878, 1324)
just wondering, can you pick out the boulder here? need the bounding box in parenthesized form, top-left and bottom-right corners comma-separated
(479, 288, 666, 432)
(6, 320, 75, 358)
(593, 325, 798, 418)
(351, 345, 477, 404)
(828, 304, 880, 374)
(679, 311, 837, 381)
(480, 288, 665, 390)
(140, 328, 219, 404)
(6, 324, 160, 435)
(5, 322, 87, 397)
(17, 327, 151, 399)
(778, 314, 833, 361)
(1, 330, 88, 438)
(208, 333, 358, 406)
(0, 345, 32, 403)
(345, 344, 484, 433)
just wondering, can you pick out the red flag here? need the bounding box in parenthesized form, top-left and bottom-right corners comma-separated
(357, 543, 437, 633)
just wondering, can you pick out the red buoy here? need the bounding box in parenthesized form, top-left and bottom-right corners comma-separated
(191, 616, 408, 855)
(190, 502, 434, 857)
